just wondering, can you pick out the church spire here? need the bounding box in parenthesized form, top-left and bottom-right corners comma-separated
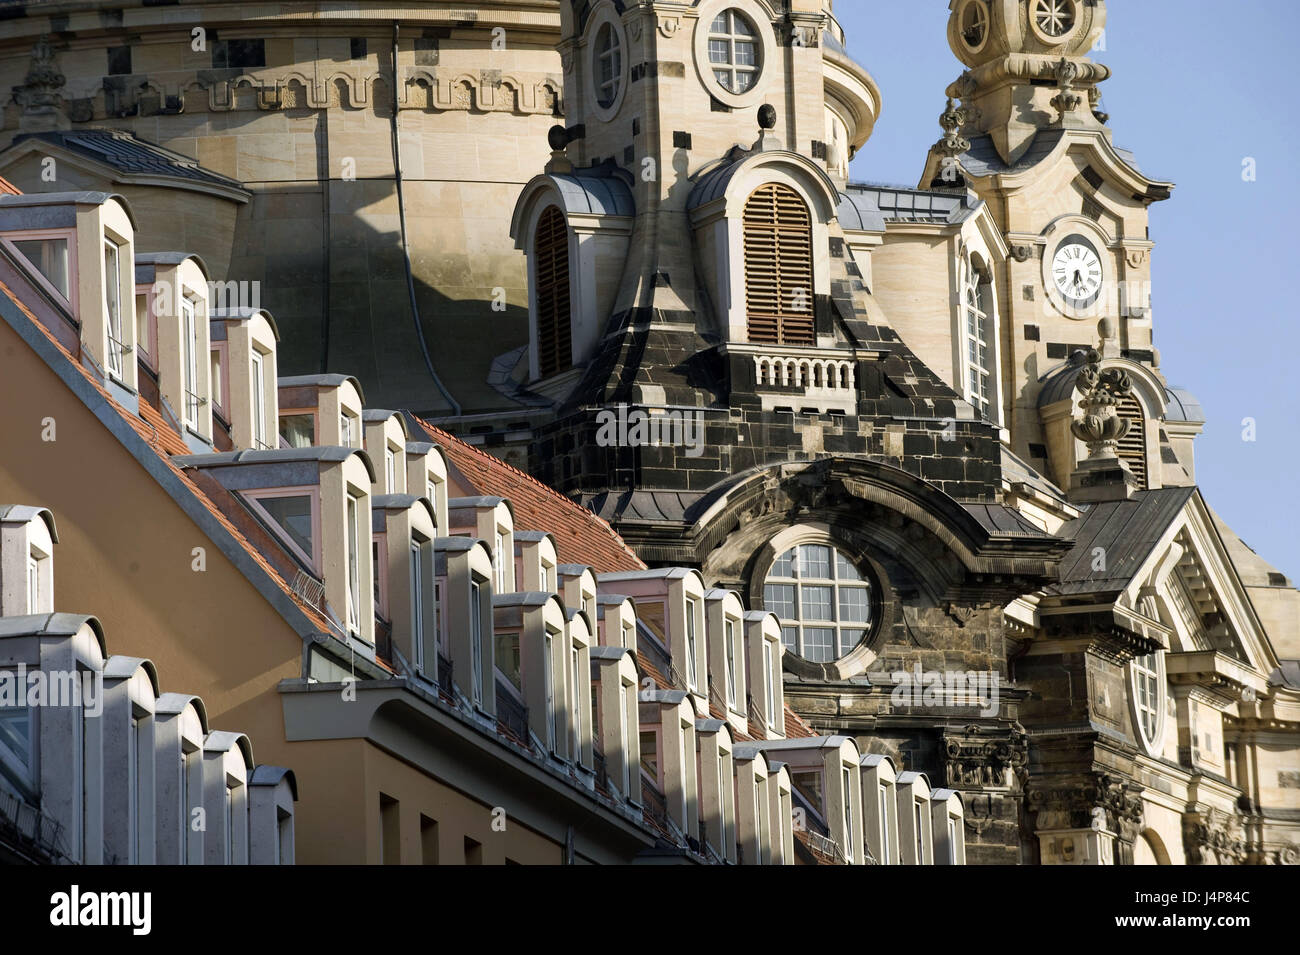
(944, 0, 1110, 164)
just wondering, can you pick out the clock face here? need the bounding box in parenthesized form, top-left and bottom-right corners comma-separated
(1052, 236, 1103, 309)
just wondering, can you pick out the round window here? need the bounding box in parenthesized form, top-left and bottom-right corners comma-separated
(708, 9, 762, 94)
(958, 0, 990, 53)
(1032, 0, 1076, 42)
(763, 542, 873, 663)
(594, 22, 623, 109)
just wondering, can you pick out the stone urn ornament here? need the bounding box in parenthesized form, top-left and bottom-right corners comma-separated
(1070, 346, 1132, 460)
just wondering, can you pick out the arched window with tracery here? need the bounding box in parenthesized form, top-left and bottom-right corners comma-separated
(534, 205, 572, 378)
(743, 183, 815, 347)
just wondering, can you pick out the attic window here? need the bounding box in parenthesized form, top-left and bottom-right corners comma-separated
(743, 184, 815, 347)
(10, 236, 70, 300)
(248, 490, 317, 567)
(533, 206, 572, 378)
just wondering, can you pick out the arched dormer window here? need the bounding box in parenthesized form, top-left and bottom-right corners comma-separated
(1116, 393, 1148, 489)
(744, 183, 814, 346)
(534, 206, 572, 378)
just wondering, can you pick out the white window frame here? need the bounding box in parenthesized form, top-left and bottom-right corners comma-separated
(469, 578, 484, 706)
(544, 627, 558, 750)
(570, 644, 582, 761)
(684, 596, 699, 691)
(724, 617, 738, 708)
(104, 238, 125, 380)
(961, 256, 994, 421)
(764, 639, 778, 730)
(26, 554, 39, 610)
(410, 538, 425, 671)
(494, 529, 507, 593)
(251, 348, 268, 449)
(3, 229, 76, 307)
(842, 766, 854, 862)
(182, 296, 200, 428)
(879, 786, 892, 864)
(1130, 650, 1166, 754)
(245, 487, 321, 571)
(385, 448, 396, 494)
(346, 493, 362, 633)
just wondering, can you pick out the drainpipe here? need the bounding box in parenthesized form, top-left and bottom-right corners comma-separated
(389, 22, 461, 415)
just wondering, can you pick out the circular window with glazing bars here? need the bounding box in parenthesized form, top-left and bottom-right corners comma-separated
(594, 22, 623, 109)
(763, 542, 874, 663)
(708, 9, 762, 94)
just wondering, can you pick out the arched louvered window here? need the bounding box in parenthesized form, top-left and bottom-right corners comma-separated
(534, 205, 572, 378)
(1116, 393, 1148, 489)
(743, 183, 815, 346)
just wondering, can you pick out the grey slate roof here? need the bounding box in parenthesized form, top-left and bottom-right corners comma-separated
(842, 182, 978, 225)
(836, 188, 886, 232)
(1164, 387, 1206, 424)
(1048, 487, 1196, 596)
(959, 131, 1065, 178)
(962, 502, 1059, 539)
(1001, 445, 1070, 504)
(548, 168, 635, 217)
(12, 128, 247, 192)
(277, 373, 365, 402)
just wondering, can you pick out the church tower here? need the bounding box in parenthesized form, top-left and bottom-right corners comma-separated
(917, 0, 1202, 499)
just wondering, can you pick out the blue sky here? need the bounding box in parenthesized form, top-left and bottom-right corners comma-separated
(837, 0, 1300, 581)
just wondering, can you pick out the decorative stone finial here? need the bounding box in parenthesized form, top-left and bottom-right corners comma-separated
(755, 104, 782, 151)
(1050, 57, 1084, 121)
(1069, 346, 1132, 460)
(12, 35, 67, 129)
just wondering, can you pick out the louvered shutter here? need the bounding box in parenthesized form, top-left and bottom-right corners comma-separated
(743, 184, 815, 346)
(1116, 394, 1148, 489)
(534, 205, 573, 378)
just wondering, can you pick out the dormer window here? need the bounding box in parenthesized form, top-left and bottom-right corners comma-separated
(534, 206, 572, 379)
(10, 234, 71, 300)
(247, 488, 318, 569)
(744, 184, 814, 346)
(724, 617, 739, 708)
(104, 239, 126, 379)
(341, 412, 357, 449)
(280, 412, 314, 448)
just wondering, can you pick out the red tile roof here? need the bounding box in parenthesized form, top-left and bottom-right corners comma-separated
(0, 176, 19, 196)
(0, 278, 343, 644)
(413, 418, 645, 574)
